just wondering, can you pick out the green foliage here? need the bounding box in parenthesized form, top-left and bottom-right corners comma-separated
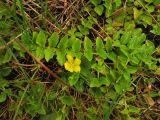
(44, 47, 55, 62)
(105, 37, 112, 52)
(56, 50, 66, 66)
(94, 5, 104, 16)
(151, 25, 160, 35)
(115, 0, 122, 7)
(0, 93, 7, 102)
(90, 0, 101, 6)
(60, 96, 75, 106)
(36, 31, 46, 47)
(72, 39, 81, 58)
(48, 32, 59, 47)
(96, 37, 107, 59)
(0, 0, 159, 120)
(36, 46, 45, 59)
(84, 36, 93, 61)
(0, 49, 12, 65)
(57, 35, 68, 49)
(69, 73, 79, 86)
(121, 105, 140, 115)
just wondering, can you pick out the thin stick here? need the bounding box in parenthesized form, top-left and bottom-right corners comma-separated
(15, 39, 60, 80)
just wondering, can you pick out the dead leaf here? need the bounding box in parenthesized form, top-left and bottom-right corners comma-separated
(144, 94, 155, 106)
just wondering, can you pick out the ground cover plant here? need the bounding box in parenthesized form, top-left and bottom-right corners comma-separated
(0, 0, 160, 120)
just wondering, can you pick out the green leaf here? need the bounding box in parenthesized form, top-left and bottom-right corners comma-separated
(36, 31, 46, 47)
(150, 25, 160, 35)
(127, 67, 137, 73)
(57, 35, 68, 49)
(129, 55, 140, 65)
(0, 93, 6, 102)
(72, 39, 81, 53)
(68, 28, 76, 36)
(32, 31, 38, 43)
(78, 25, 89, 35)
(38, 104, 46, 115)
(99, 77, 110, 86)
(0, 80, 9, 89)
(124, 21, 136, 30)
(77, 110, 85, 120)
(75, 79, 84, 93)
(127, 29, 146, 49)
(2, 49, 12, 64)
(121, 106, 140, 114)
(120, 107, 129, 114)
(94, 5, 104, 16)
(5, 89, 12, 96)
(145, 0, 153, 2)
(106, 52, 117, 62)
(115, 0, 122, 7)
(104, 0, 112, 17)
(114, 79, 124, 93)
(67, 37, 75, 48)
(13, 42, 24, 51)
(120, 45, 129, 57)
(60, 96, 75, 106)
(0, 3, 11, 17)
(0, 66, 12, 77)
(102, 105, 111, 119)
(48, 92, 57, 101)
(146, 5, 155, 13)
(48, 32, 59, 47)
(25, 101, 46, 116)
(91, 60, 108, 73)
(141, 41, 155, 55)
(36, 47, 44, 59)
(84, 36, 93, 61)
(113, 40, 121, 47)
(97, 50, 107, 59)
(133, 7, 143, 19)
(155, 67, 160, 75)
(128, 105, 140, 113)
(90, 78, 100, 87)
(90, 0, 101, 6)
(120, 32, 131, 45)
(40, 113, 58, 120)
(153, 0, 160, 4)
(69, 73, 79, 86)
(123, 71, 130, 81)
(105, 37, 112, 52)
(138, 14, 152, 26)
(107, 90, 117, 100)
(31, 83, 45, 97)
(56, 50, 66, 66)
(118, 56, 128, 68)
(44, 47, 55, 62)
(21, 32, 30, 45)
(110, 69, 118, 80)
(81, 18, 93, 29)
(96, 37, 107, 59)
(115, 76, 131, 93)
(75, 32, 83, 37)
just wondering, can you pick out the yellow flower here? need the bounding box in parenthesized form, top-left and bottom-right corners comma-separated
(64, 55, 81, 72)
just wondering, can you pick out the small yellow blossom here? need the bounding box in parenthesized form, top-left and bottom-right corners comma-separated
(64, 55, 81, 72)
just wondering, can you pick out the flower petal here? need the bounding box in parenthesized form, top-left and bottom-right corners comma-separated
(64, 62, 74, 72)
(69, 67, 74, 72)
(74, 58, 81, 66)
(64, 62, 70, 70)
(66, 55, 73, 63)
(74, 66, 81, 72)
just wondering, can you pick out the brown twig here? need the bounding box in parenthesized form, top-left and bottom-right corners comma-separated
(15, 39, 60, 80)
